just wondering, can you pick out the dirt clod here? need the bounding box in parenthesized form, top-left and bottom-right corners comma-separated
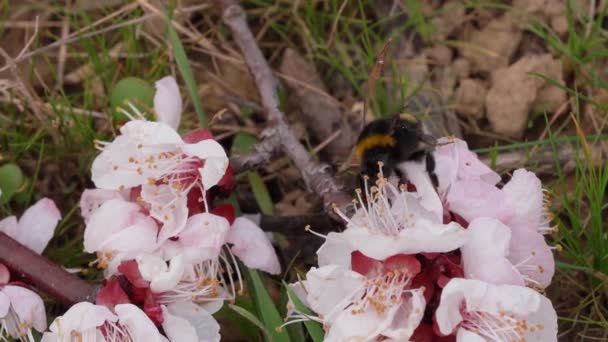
(455, 79, 488, 120)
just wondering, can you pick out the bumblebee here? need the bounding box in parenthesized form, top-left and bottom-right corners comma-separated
(355, 112, 438, 187)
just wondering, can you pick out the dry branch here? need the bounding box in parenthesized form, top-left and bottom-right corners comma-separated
(0, 233, 98, 305)
(217, 0, 352, 211)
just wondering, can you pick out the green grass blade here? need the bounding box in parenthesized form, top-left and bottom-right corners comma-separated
(229, 304, 275, 342)
(248, 172, 274, 216)
(283, 281, 324, 342)
(166, 13, 207, 127)
(245, 268, 292, 342)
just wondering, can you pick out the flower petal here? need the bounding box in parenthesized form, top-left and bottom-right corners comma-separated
(154, 76, 182, 130)
(91, 120, 183, 189)
(227, 217, 281, 274)
(79, 189, 125, 223)
(396, 161, 443, 221)
(316, 232, 354, 268)
(166, 212, 229, 263)
(304, 265, 365, 320)
(0, 263, 9, 285)
(161, 305, 198, 342)
(0, 216, 18, 239)
(15, 198, 61, 254)
(508, 225, 555, 289)
(446, 179, 512, 223)
(461, 217, 524, 286)
(115, 303, 165, 341)
(341, 220, 467, 260)
(165, 302, 221, 342)
(502, 169, 545, 228)
(139, 254, 185, 293)
(382, 289, 426, 340)
(2, 285, 47, 332)
(181, 140, 228, 190)
(141, 183, 188, 242)
(0, 291, 9, 317)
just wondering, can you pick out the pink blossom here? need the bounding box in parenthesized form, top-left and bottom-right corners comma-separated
(227, 217, 281, 275)
(435, 278, 557, 341)
(84, 199, 159, 276)
(153, 76, 182, 130)
(0, 285, 47, 341)
(0, 198, 61, 254)
(42, 302, 167, 342)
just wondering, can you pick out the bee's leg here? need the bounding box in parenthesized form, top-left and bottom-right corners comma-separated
(425, 152, 439, 188)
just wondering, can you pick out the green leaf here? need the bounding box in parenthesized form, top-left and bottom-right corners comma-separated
(245, 268, 291, 342)
(0, 163, 25, 204)
(109, 77, 155, 120)
(232, 133, 259, 154)
(248, 172, 274, 216)
(283, 281, 324, 342)
(228, 304, 274, 342)
(166, 13, 207, 127)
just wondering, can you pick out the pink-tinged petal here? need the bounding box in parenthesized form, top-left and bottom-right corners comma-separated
(461, 218, 524, 286)
(502, 169, 545, 228)
(304, 265, 365, 320)
(15, 198, 61, 254)
(92, 121, 183, 189)
(2, 285, 47, 332)
(84, 199, 158, 254)
(115, 303, 165, 341)
(508, 225, 555, 289)
(316, 232, 354, 268)
(446, 179, 512, 223)
(79, 188, 125, 223)
(325, 302, 399, 342)
(436, 278, 557, 341)
(433, 137, 501, 196)
(161, 306, 198, 342)
(181, 140, 229, 189)
(0, 263, 9, 285)
(48, 302, 117, 334)
(341, 220, 467, 260)
(0, 216, 18, 238)
(165, 302, 221, 342)
(141, 183, 188, 242)
(456, 328, 487, 341)
(382, 289, 426, 340)
(0, 291, 9, 317)
(172, 212, 229, 262)
(154, 76, 182, 130)
(227, 217, 281, 274)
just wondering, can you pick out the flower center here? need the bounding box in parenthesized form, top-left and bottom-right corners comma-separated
(350, 268, 413, 315)
(461, 307, 544, 341)
(0, 306, 35, 342)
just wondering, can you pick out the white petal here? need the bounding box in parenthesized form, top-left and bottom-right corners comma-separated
(154, 76, 183, 130)
(141, 183, 189, 242)
(461, 217, 524, 286)
(396, 160, 444, 221)
(84, 199, 158, 254)
(508, 225, 555, 288)
(14, 198, 61, 254)
(49, 302, 116, 334)
(227, 217, 281, 274)
(0, 291, 9, 317)
(169, 213, 230, 263)
(502, 169, 544, 228)
(446, 179, 512, 223)
(316, 232, 354, 268)
(92, 120, 183, 189)
(79, 189, 125, 223)
(181, 140, 228, 190)
(342, 220, 467, 260)
(150, 254, 185, 293)
(161, 306, 198, 342)
(382, 289, 426, 340)
(456, 328, 487, 342)
(304, 265, 365, 321)
(2, 285, 47, 332)
(115, 304, 165, 342)
(137, 254, 169, 282)
(166, 302, 221, 342)
(0, 216, 18, 239)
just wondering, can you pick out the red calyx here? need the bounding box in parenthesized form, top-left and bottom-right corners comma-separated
(144, 289, 163, 326)
(211, 203, 236, 225)
(182, 128, 215, 143)
(351, 251, 421, 278)
(96, 277, 131, 309)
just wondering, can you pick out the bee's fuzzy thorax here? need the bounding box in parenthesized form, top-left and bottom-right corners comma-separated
(355, 134, 396, 160)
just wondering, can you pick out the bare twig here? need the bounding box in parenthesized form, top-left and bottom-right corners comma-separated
(217, 0, 352, 211)
(279, 48, 356, 162)
(230, 127, 282, 173)
(0, 233, 98, 305)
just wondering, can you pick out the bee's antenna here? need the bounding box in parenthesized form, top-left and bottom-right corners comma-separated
(362, 38, 393, 126)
